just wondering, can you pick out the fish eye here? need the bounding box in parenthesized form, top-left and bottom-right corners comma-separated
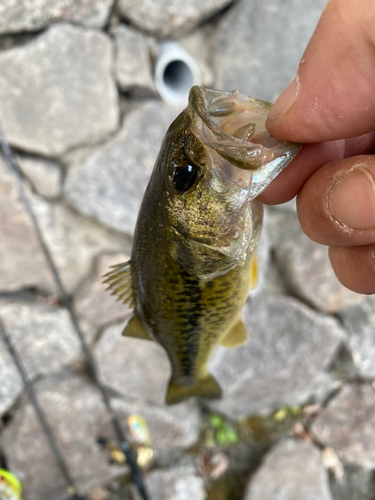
(172, 162, 199, 192)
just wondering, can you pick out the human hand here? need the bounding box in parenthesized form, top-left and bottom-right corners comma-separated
(259, 0, 375, 294)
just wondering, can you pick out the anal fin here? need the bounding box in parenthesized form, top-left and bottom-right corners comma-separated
(166, 374, 222, 405)
(122, 315, 153, 341)
(220, 318, 248, 348)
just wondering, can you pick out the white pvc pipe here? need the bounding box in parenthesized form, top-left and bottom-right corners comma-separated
(155, 41, 202, 107)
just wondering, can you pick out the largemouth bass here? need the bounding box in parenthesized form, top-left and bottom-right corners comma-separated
(104, 86, 300, 405)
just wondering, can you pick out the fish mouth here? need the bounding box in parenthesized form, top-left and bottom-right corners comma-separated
(187, 85, 301, 172)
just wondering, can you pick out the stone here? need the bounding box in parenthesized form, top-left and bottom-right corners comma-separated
(0, 300, 81, 416)
(312, 384, 375, 500)
(207, 293, 344, 420)
(74, 254, 132, 328)
(19, 155, 62, 199)
(0, 24, 118, 157)
(144, 467, 206, 500)
(0, 0, 115, 34)
(1, 146, 129, 295)
(244, 439, 333, 500)
(213, 0, 327, 101)
(0, 339, 21, 418)
(117, 0, 232, 38)
(64, 100, 178, 235)
(312, 384, 375, 469)
(30, 193, 131, 294)
(339, 296, 375, 379)
(113, 25, 156, 95)
(266, 209, 364, 313)
(0, 371, 128, 500)
(95, 324, 171, 406)
(0, 156, 52, 292)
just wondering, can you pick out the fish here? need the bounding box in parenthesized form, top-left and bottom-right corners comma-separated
(104, 86, 300, 405)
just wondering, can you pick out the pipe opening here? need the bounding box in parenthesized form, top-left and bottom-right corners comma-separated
(155, 41, 201, 106)
(163, 60, 194, 96)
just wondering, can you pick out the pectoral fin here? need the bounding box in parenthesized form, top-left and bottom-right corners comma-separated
(249, 256, 259, 291)
(220, 318, 248, 348)
(103, 260, 134, 307)
(166, 374, 222, 405)
(122, 315, 153, 341)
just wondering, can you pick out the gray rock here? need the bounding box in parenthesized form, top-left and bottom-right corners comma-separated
(74, 254, 133, 328)
(1, 148, 128, 295)
(207, 294, 344, 419)
(0, 156, 52, 292)
(312, 384, 375, 500)
(0, 24, 118, 157)
(312, 384, 375, 469)
(114, 25, 156, 95)
(117, 0, 231, 38)
(339, 296, 375, 378)
(19, 155, 62, 199)
(0, 300, 81, 416)
(244, 439, 333, 500)
(213, 0, 327, 101)
(0, 0, 114, 34)
(0, 371, 127, 500)
(0, 340, 21, 417)
(30, 193, 131, 294)
(64, 100, 178, 234)
(145, 467, 206, 500)
(266, 209, 364, 313)
(95, 324, 171, 406)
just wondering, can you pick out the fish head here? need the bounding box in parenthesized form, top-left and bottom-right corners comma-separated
(159, 86, 300, 279)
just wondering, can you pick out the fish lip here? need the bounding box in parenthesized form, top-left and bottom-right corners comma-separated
(187, 85, 301, 171)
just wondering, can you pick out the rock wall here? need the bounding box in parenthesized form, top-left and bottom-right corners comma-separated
(0, 1, 373, 500)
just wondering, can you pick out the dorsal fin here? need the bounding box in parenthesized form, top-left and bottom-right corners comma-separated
(102, 260, 134, 307)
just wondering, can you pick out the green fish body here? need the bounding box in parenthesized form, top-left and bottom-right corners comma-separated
(105, 86, 300, 405)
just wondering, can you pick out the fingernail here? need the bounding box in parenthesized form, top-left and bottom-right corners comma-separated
(329, 167, 375, 229)
(267, 77, 299, 121)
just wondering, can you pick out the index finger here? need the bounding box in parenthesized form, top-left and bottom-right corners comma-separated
(266, 0, 375, 143)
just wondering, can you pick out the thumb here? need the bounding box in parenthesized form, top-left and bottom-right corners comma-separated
(266, 0, 375, 143)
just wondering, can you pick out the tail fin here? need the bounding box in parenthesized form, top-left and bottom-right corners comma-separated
(166, 374, 222, 405)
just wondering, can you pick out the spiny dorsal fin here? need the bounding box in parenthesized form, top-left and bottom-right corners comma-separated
(220, 318, 248, 348)
(122, 315, 153, 341)
(102, 260, 134, 307)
